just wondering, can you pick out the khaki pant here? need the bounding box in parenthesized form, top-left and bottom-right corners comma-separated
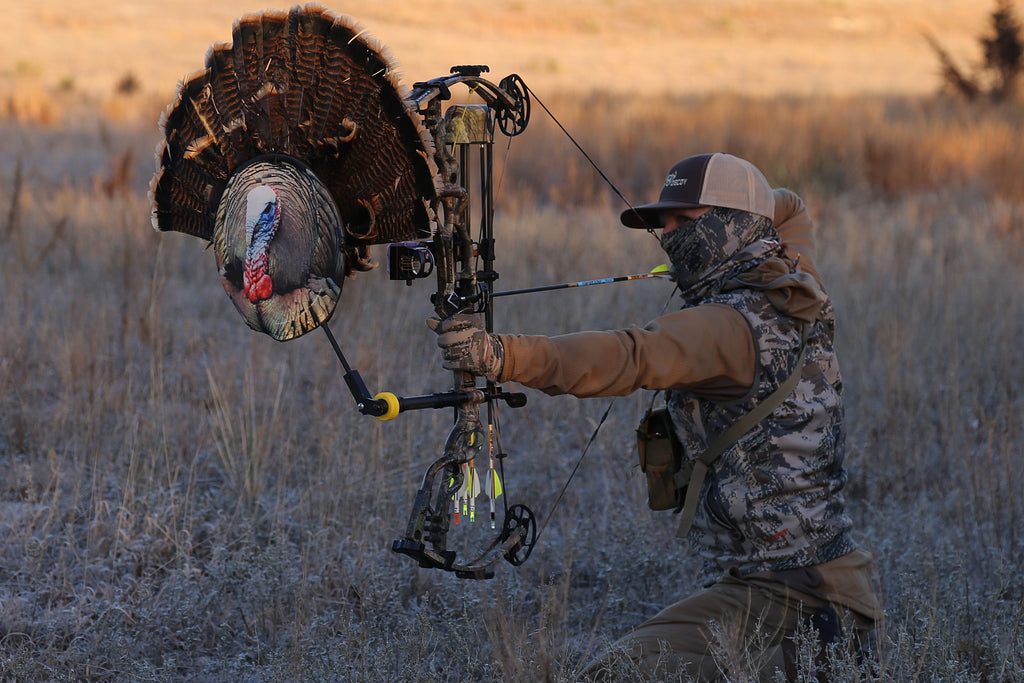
(582, 549, 882, 682)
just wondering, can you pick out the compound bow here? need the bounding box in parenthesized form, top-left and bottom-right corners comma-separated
(330, 66, 537, 579)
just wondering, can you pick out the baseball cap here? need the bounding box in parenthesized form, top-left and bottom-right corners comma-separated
(620, 153, 775, 229)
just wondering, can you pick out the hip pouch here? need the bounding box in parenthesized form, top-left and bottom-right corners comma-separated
(635, 325, 810, 535)
(636, 404, 691, 511)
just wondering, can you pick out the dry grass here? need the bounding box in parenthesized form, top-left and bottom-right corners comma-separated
(2, 82, 1024, 682)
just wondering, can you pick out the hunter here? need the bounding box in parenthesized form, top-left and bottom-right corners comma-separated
(430, 153, 882, 680)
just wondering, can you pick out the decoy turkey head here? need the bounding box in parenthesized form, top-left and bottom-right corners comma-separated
(243, 184, 281, 303)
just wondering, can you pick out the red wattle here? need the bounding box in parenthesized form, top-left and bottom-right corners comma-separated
(244, 270, 274, 302)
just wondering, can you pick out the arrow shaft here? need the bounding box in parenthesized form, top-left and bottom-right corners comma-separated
(491, 272, 662, 298)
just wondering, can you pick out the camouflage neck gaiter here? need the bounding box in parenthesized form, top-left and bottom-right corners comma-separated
(660, 206, 782, 305)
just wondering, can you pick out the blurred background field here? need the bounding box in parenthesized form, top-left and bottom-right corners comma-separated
(2, 1, 1023, 681)
(0, 0, 995, 124)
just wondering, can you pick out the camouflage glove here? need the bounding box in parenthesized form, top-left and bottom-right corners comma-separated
(426, 314, 505, 381)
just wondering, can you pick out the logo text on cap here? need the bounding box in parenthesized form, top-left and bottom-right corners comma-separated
(664, 172, 688, 187)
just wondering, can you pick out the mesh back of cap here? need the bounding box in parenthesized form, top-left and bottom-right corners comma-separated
(699, 154, 775, 219)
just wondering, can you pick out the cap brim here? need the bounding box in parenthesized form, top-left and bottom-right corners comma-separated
(620, 201, 705, 229)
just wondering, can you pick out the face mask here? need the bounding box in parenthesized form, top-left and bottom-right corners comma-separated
(660, 213, 712, 287)
(660, 207, 779, 303)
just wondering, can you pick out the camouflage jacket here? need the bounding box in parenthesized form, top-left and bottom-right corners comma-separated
(669, 286, 856, 585)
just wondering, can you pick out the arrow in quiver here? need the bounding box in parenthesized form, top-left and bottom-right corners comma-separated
(150, 3, 439, 341)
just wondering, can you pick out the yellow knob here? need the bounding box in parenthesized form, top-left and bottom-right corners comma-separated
(374, 392, 401, 421)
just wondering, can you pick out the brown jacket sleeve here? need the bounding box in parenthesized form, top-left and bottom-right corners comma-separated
(773, 188, 822, 287)
(497, 303, 755, 401)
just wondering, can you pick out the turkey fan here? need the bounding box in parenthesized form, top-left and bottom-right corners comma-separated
(151, 3, 438, 341)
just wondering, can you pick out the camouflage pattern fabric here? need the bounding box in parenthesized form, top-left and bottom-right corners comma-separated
(662, 207, 855, 585)
(660, 206, 781, 304)
(669, 289, 854, 585)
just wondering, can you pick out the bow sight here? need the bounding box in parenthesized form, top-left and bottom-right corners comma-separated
(387, 242, 435, 281)
(330, 66, 536, 579)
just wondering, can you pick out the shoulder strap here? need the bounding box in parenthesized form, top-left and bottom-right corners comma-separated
(676, 325, 809, 538)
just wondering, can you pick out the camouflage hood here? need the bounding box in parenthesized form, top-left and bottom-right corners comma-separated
(662, 206, 825, 321)
(726, 257, 826, 324)
(660, 207, 782, 305)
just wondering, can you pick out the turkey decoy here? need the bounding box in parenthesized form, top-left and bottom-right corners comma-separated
(151, 4, 438, 341)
